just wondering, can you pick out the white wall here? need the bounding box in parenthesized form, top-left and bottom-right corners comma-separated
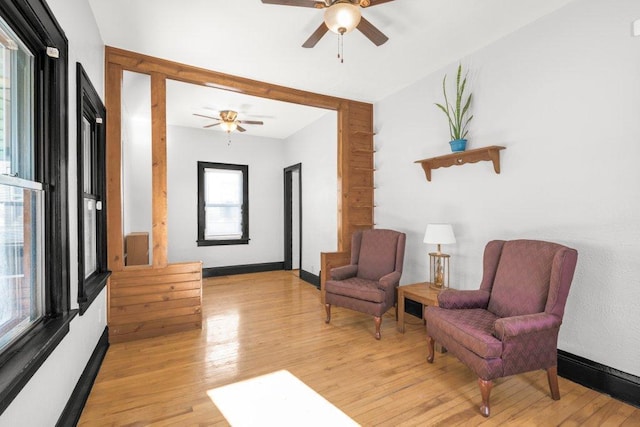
(0, 0, 107, 425)
(375, 0, 640, 377)
(283, 112, 337, 276)
(167, 125, 285, 268)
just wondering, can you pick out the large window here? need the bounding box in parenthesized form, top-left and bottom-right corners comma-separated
(0, 0, 70, 413)
(0, 12, 41, 355)
(197, 162, 249, 246)
(77, 63, 109, 314)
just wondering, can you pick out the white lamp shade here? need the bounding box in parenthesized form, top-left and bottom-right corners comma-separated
(324, 2, 361, 35)
(423, 224, 456, 245)
(220, 121, 238, 132)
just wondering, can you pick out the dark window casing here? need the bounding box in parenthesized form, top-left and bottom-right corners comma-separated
(76, 62, 110, 315)
(197, 161, 249, 246)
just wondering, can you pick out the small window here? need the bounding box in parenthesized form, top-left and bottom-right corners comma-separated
(197, 162, 249, 246)
(76, 63, 109, 314)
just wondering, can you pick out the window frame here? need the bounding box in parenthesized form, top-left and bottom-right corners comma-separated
(76, 62, 109, 315)
(197, 161, 249, 246)
(0, 0, 72, 414)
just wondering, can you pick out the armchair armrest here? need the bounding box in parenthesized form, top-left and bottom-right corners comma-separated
(437, 289, 490, 309)
(378, 271, 401, 291)
(330, 264, 358, 281)
(493, 313, 562, 340)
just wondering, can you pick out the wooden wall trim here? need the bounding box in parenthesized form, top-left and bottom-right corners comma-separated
(105, 46, 349, 111)
(151, 73, 168, 268)
(105, 62, 124, 271)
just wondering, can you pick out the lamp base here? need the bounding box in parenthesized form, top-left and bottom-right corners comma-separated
(429, 282, 445, 291)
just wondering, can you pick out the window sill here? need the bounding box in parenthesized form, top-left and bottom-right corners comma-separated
(197, 238, 250, 246)
(79, 271, 111, 315)
(0, 310, 78, 414)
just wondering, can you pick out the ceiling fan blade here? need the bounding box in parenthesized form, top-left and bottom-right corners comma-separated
(193, 113, 220, 121)
(238, 120, 264, 125)
(236, 125, 247, 132)
(357, 16, 389, 46)
(261, 0, 324, 8)
(362, 0, 395, 7)
(203, 123, 221, 129)
(303, 22, 329, 48)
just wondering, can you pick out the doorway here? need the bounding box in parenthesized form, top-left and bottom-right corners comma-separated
(284, 163, 301, 271)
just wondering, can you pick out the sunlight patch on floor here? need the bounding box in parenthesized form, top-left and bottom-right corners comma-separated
(207, 370, 359, 426)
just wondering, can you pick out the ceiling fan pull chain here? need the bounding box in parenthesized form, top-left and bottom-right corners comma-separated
(338, 32, 344, 63)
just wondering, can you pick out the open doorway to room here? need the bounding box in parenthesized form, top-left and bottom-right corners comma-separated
(284, 163, 302, 272)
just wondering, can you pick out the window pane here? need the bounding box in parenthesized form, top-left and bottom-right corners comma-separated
(0, 17, 34, 180)
(205, 169, 242, 205)
(0, 183, 43, 352)
(82, 117, 92, 194)
(204, 168, 243, 240)
(205, 206, 242, 238)
(83, 197, 97, 278)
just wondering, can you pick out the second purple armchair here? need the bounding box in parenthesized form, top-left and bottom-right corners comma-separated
(425, 239, 578, 417)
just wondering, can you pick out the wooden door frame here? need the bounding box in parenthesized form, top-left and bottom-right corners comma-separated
(284, 163, 302, 271)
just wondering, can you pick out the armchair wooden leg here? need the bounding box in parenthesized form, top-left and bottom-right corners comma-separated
(426, 336, 435, 363)
(374, 316, 382, 340)
(478, 378, 493, 417)
(547, 366, 561, 400)
(325, 304, 331, 324)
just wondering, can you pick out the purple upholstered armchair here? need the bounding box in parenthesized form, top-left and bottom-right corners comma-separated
(325, 229, 406, 340)
(425, 239, 578, 417)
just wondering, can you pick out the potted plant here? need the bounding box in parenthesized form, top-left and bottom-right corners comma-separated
(435, 63, 473, 152)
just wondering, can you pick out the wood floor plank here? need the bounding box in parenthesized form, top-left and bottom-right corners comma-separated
(79, 271, 640, 426)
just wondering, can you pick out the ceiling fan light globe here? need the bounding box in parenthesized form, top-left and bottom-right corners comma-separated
(220, 121, 238, 132)
(324, 2, 361, 35)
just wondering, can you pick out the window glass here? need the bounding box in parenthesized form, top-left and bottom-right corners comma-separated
(83, 197, 97, 278)
(0, 15, 42, 353)
(0, 18, 33, 181)
(82, 117, 92, 194)
(204, 168, 243, 239)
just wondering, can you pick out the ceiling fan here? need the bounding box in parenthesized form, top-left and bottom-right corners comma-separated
(193, 110, 264, 133)
(261, 0, 393, 49)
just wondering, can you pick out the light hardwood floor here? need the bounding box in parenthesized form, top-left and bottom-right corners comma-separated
(79, 271, 640, 426)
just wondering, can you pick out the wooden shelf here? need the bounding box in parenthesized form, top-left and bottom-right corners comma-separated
(414, 145, 506, 182)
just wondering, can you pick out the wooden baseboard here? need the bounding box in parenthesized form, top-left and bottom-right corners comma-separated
(202, 262, 284, 278)
(558, 350, 640, 408)
(56, 327, 109, 427)
(300, 270, 320, 287)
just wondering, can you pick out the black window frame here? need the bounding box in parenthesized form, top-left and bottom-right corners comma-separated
(197, 161, 249, 246)
(76, 62, 110, 315)
(0, 0, 73, 414)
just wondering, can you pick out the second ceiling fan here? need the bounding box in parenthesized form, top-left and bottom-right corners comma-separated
(194, 110, 264, 133)
(261, 0, 394, 49)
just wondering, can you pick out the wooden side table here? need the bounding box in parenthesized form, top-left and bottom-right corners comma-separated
(397, 282, 442, 333)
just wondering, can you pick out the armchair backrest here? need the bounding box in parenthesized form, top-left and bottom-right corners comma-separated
(351, 229, 406, 281)
(483, 240, 578, 319)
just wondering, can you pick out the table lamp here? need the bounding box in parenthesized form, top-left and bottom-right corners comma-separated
(423, 223, 456, 290)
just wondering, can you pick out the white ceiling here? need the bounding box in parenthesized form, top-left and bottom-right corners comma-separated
(88, 0, 576, 139)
